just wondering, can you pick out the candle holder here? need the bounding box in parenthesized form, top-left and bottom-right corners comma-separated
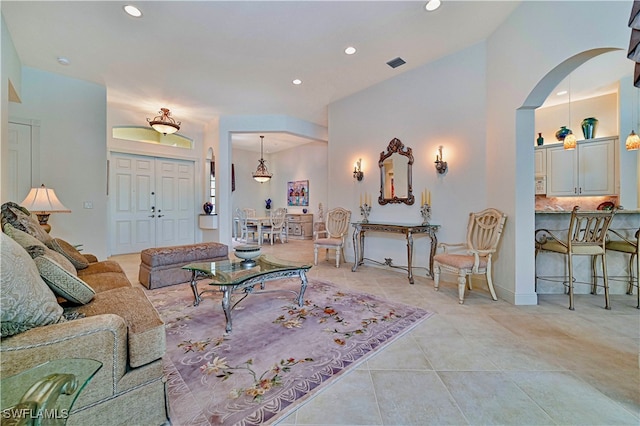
(360, 203, 371, 223)
(420, 203, 431, 225)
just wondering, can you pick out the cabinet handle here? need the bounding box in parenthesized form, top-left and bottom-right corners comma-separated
(574, 188, 577, 194)
(148, 215, 155, 218)
(579, 188, 582, 194)
(158, 214, 164, 218)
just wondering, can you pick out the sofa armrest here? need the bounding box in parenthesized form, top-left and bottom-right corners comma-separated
(83, 253, 99, 263)
(0, 314, 128, 406)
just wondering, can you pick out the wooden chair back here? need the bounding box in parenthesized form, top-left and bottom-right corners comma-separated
(466, 208, 507, 254)
(325, 207, 351, 238)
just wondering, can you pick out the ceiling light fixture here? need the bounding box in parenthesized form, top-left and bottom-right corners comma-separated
(345, 46, 357, 55)
(252, 135, 273, 183)
(124, 5, 142, 17)
(57, 57, 70, 66)
(425, 0, 441, 12)
(292, 79, 302, 85)
(147, 108, 181, 135)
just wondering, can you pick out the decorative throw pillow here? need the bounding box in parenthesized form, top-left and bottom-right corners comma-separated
(4, 224, 76, 275)
(0, 233, 64, 337)
(46, 238, 89, 270)
(0, 202, 52, 244)
(33, 255, 95, 305)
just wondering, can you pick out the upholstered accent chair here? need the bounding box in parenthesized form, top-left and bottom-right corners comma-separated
(314, 207, 351, 268)
(605, 226, 639, 308)
(433, 208, 507, 304)
(263, 208, 287, 245)
(535, 206, 616, 310)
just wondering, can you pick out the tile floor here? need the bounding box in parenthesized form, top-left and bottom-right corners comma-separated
(113, 239, 639, 426)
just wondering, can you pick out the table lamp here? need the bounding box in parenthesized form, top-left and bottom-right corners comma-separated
(20, 184, 71, 233)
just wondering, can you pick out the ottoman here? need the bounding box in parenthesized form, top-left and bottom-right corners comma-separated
(139, 242, 229, 289)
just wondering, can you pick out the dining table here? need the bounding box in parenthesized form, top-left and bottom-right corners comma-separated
(243, 216, 289, 245)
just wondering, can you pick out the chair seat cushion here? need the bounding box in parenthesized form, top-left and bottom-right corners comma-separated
(434, 253, 488, 270)
(315, 238, 342, 247)
(606, 240, 637, 254)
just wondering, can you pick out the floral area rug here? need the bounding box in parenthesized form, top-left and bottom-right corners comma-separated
(145, 278, 432, 425)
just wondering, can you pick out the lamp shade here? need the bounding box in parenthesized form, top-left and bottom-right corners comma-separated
(20, 184, 71, 213)
(626, 130, 640, 151)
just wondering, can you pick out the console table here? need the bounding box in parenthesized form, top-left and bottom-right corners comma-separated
(351, 222, 440, 284)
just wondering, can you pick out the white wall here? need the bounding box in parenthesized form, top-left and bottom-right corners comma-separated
(486, 0, 633, 304)
(329, 42, 488, 268)
(7, 67, 109, 259)
(232, 141, 328, 220)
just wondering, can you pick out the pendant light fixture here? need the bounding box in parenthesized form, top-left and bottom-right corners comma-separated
(147, 108, 181, 135)
(626, 88, 640, 150)
(252, 135, 272, 183)
(563, 76, 577, 150)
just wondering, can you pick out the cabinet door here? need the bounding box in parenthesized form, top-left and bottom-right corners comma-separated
(578, 138, 616, 196)
(534, 148, 546, 176)
(546, 145, 577, 196)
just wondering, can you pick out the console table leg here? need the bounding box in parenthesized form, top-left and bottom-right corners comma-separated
(406, 231, 414, 284)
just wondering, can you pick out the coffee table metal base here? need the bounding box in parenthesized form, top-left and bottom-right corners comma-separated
(189, 268, 309, 333)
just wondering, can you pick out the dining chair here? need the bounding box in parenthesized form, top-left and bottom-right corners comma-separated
(605, 227, 639, 308)
(236, 208, 257, 242)
(433, 208, 507, 304)
(314, 207, 351, 267)
(263, 208, 287, 245)
(535, 206, 617, 310)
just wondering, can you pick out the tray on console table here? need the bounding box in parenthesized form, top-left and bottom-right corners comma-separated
(351, 221, 440, 284)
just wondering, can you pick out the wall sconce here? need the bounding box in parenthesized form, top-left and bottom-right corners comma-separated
(353, 158, 364, 181)
(434, 146, 448, 174)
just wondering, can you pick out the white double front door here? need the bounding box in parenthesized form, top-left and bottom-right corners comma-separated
(110, 152, 195, 255)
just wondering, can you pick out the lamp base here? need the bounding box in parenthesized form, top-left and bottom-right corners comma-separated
(35, 213, 52, 233)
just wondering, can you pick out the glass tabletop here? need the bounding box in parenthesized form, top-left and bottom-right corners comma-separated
(1, 358, 102, 423)
(183, 254, 312, 286)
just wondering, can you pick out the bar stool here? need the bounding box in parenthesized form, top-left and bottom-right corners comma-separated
(535, 206, 617, 310)
(605, 227, 639, 308)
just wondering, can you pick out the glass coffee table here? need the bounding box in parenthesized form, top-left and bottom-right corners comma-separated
(183, 254, 312, 333)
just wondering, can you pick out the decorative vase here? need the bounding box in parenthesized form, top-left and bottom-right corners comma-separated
(581, 117, 598, 139)
(265, 198, 272, 210)
(302, 208, 308, 214)
(536, 133, 544, 146)
(555, 126, 571, 141)
(202, 202, 213, 215)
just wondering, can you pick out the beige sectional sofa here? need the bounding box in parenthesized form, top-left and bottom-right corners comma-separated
(0, 202, 168, 426)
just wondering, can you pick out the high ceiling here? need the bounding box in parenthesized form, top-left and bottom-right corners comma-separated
(2, 1, 524, 151)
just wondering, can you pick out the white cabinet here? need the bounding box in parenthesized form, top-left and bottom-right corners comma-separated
(534, 147, 546, 176)
(546, 137, 617, 197)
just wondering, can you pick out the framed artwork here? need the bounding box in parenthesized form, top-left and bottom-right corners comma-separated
(287, 180, 309, 206)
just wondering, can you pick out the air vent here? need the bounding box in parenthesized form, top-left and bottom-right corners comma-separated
(386, 57, 406, 69)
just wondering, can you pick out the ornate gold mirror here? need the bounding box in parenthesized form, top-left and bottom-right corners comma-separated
(378, 138, 414, 205)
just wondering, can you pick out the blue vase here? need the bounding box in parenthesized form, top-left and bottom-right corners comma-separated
(555, 126, 571, 141)
(581, 117, 598, 139)
(203, 202, 213, 215)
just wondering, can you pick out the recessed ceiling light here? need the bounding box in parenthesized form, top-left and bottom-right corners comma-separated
(292, 79, 302, 85)
(345, 46, 357, 55)
(57, 57, 70, 66)
(425, 0, 441, 12)
(557, 90, 568, 96)
(124, 5, 142, 18)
